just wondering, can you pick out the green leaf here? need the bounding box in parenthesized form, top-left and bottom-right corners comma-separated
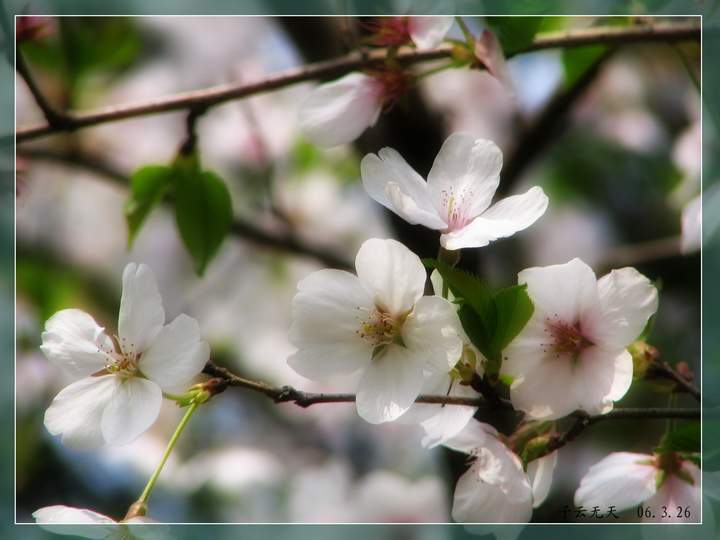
(173, 157, 233, 276)
(486, 16, 543, 54)
(657, 422, 700, 454)
(124, 165, 173, 247)
(457, 304, 494, 362)
(491, 284, 534, 355)
(562, 45, 607, 88)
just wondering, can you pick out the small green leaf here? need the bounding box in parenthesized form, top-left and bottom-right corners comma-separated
(457, 304, 493, 362)
(657, 422, 700, 454)
(486, 16, 543, 54)
(562, 45, 607, 88)
(173, 158, 233, 276)
(124, 165, 173, 247)
(491, 284, 534, 354)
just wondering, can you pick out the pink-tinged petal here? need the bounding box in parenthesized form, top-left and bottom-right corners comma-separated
(443, 420, 497, 455)
(408, 16, 454, 49)
(289, 268, 374, 348)
(355, 345, 425, 423)
(33, 505, 116, 539)
(139, 314, 210, 392)
(574, 452, 657, 512)
(419, 380, 479, 448)
(518, 258, 599, 323)
(527, 451, 557, 508)
(118, 263, 165, 357)
(573, 347, 633, 415)
(427, 134, 503, 221)
(507, 354, 579, 420)
(101, 377, 162, 446)
(355, 238, 426, 315)
(361, 147, 447, 230)
(402, 295, 463, 373)
(440, 186, 548, 249)
(299, 72, 383, 147)
(583, 267, 658, 350)
(474, 29, 514, 92)
(44, 375, 119, 450)
(40, 309, 115, 378)
(287, 342, 371, 380)
(452, 435, 533, 523)
(643, 461, 700, 522)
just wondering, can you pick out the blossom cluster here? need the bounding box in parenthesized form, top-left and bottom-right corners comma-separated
(29, 15, 699, 527)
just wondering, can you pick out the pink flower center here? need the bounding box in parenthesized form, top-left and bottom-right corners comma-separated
(439, 186, 474, 231)
(363, 17, 411, 47)
(354, 306, 404, 347)
(544, 316, 593, 358)
(366, 68, 412, 110)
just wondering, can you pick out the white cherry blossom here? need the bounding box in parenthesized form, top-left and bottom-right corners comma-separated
(41, 263, 210, 449)
(361, 133, 548, 250)
(33, 505, 161, 539)
(407, 17, 454, 49)
(501, 258, 658, 420)
(445, 421, 557, 523)
(575, 451, 700, 522)
(364, 16, 453, 49)
(287, 238, 462, 424)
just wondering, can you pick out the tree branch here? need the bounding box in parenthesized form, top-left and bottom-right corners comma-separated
(15, 48, 70, 129)
(21, 148, 353, 270)
(202, 361, 700, 421)
(649, 359, 701, 401)
(14, 21, 699, 143)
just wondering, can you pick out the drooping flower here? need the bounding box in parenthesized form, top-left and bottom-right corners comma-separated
(287, 238, 462, 424)
(298, 69, 409, 148)
(500, 258, 658, 420)
(363, 16, 453, 49)
(574, 451, 700, 522)
(41, 263, 210, 449)
(445, 421, 557, 523)
(473, 28, 513, 92)
(400, 270, 484, 447)
(361, 132, 548, 250)
(33, 505, 162, 539)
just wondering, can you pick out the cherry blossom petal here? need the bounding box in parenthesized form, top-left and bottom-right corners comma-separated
(443, 420, 497, 455)
(408, 16, 454, 49)
(681, 194, 701, 254)
(518, 258, 599, 323)
(40, 309, 115, 378)
(118, 263, 165, 357)
(574, 347, 633, 415)
(474, 28, 514, 92)
(361, 147, 447, 229)
(299, 72, 383, 147)
(33, 505, 116, 539)
(574, 452, 657, 512)
(101, 377, 163, 446)
(139, 314, 210, 392)
(402, 295, 463, 373)
(44, 375, 119, 450)
(418, 378, 479, 448)
(427, 134, 503, 220)
(440, 187, 548, 249)
(452, 436, 533, 523)
(288, 342, 372, 380)
(584, 267, 658, 350)
(355, 345, 425, 423)
(643, 461, 700, 522)
(506, 354, 579, 420)
(355, 238, 427, 315)
(289, 268, 375, 348)
(527, 451, 557, 508)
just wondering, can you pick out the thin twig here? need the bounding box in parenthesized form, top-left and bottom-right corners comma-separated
(202, 361, 700, 421)
(649, 359, 701, 401)
(21, 148, 353, 270)
(598, 235, 684, 270)
(14, 22, 700, 143)
(15, 49, 69, 128)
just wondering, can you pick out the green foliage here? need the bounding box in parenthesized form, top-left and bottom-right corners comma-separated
(124, 153, 233, 276)
(124, 165, 174, 247)
(486, 16, 544, 54)
(174, 158, 234, 276)
(424, 259, 534, 375)
(562, 45, 607, 88)
(656, 421, 700, 453)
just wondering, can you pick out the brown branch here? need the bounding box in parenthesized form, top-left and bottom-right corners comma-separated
(202, 361, 700, 421)
(649, 359, 701, 401)
(21, 148, 353, 270)
(14, 21, 700, 143)
(15, 48, 70, 128)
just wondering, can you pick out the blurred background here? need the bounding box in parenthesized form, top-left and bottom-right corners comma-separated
(14, 16, 701, 523)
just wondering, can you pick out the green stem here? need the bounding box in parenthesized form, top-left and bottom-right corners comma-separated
(455, 16, 475, 48)
(138, 402, 199, 505)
